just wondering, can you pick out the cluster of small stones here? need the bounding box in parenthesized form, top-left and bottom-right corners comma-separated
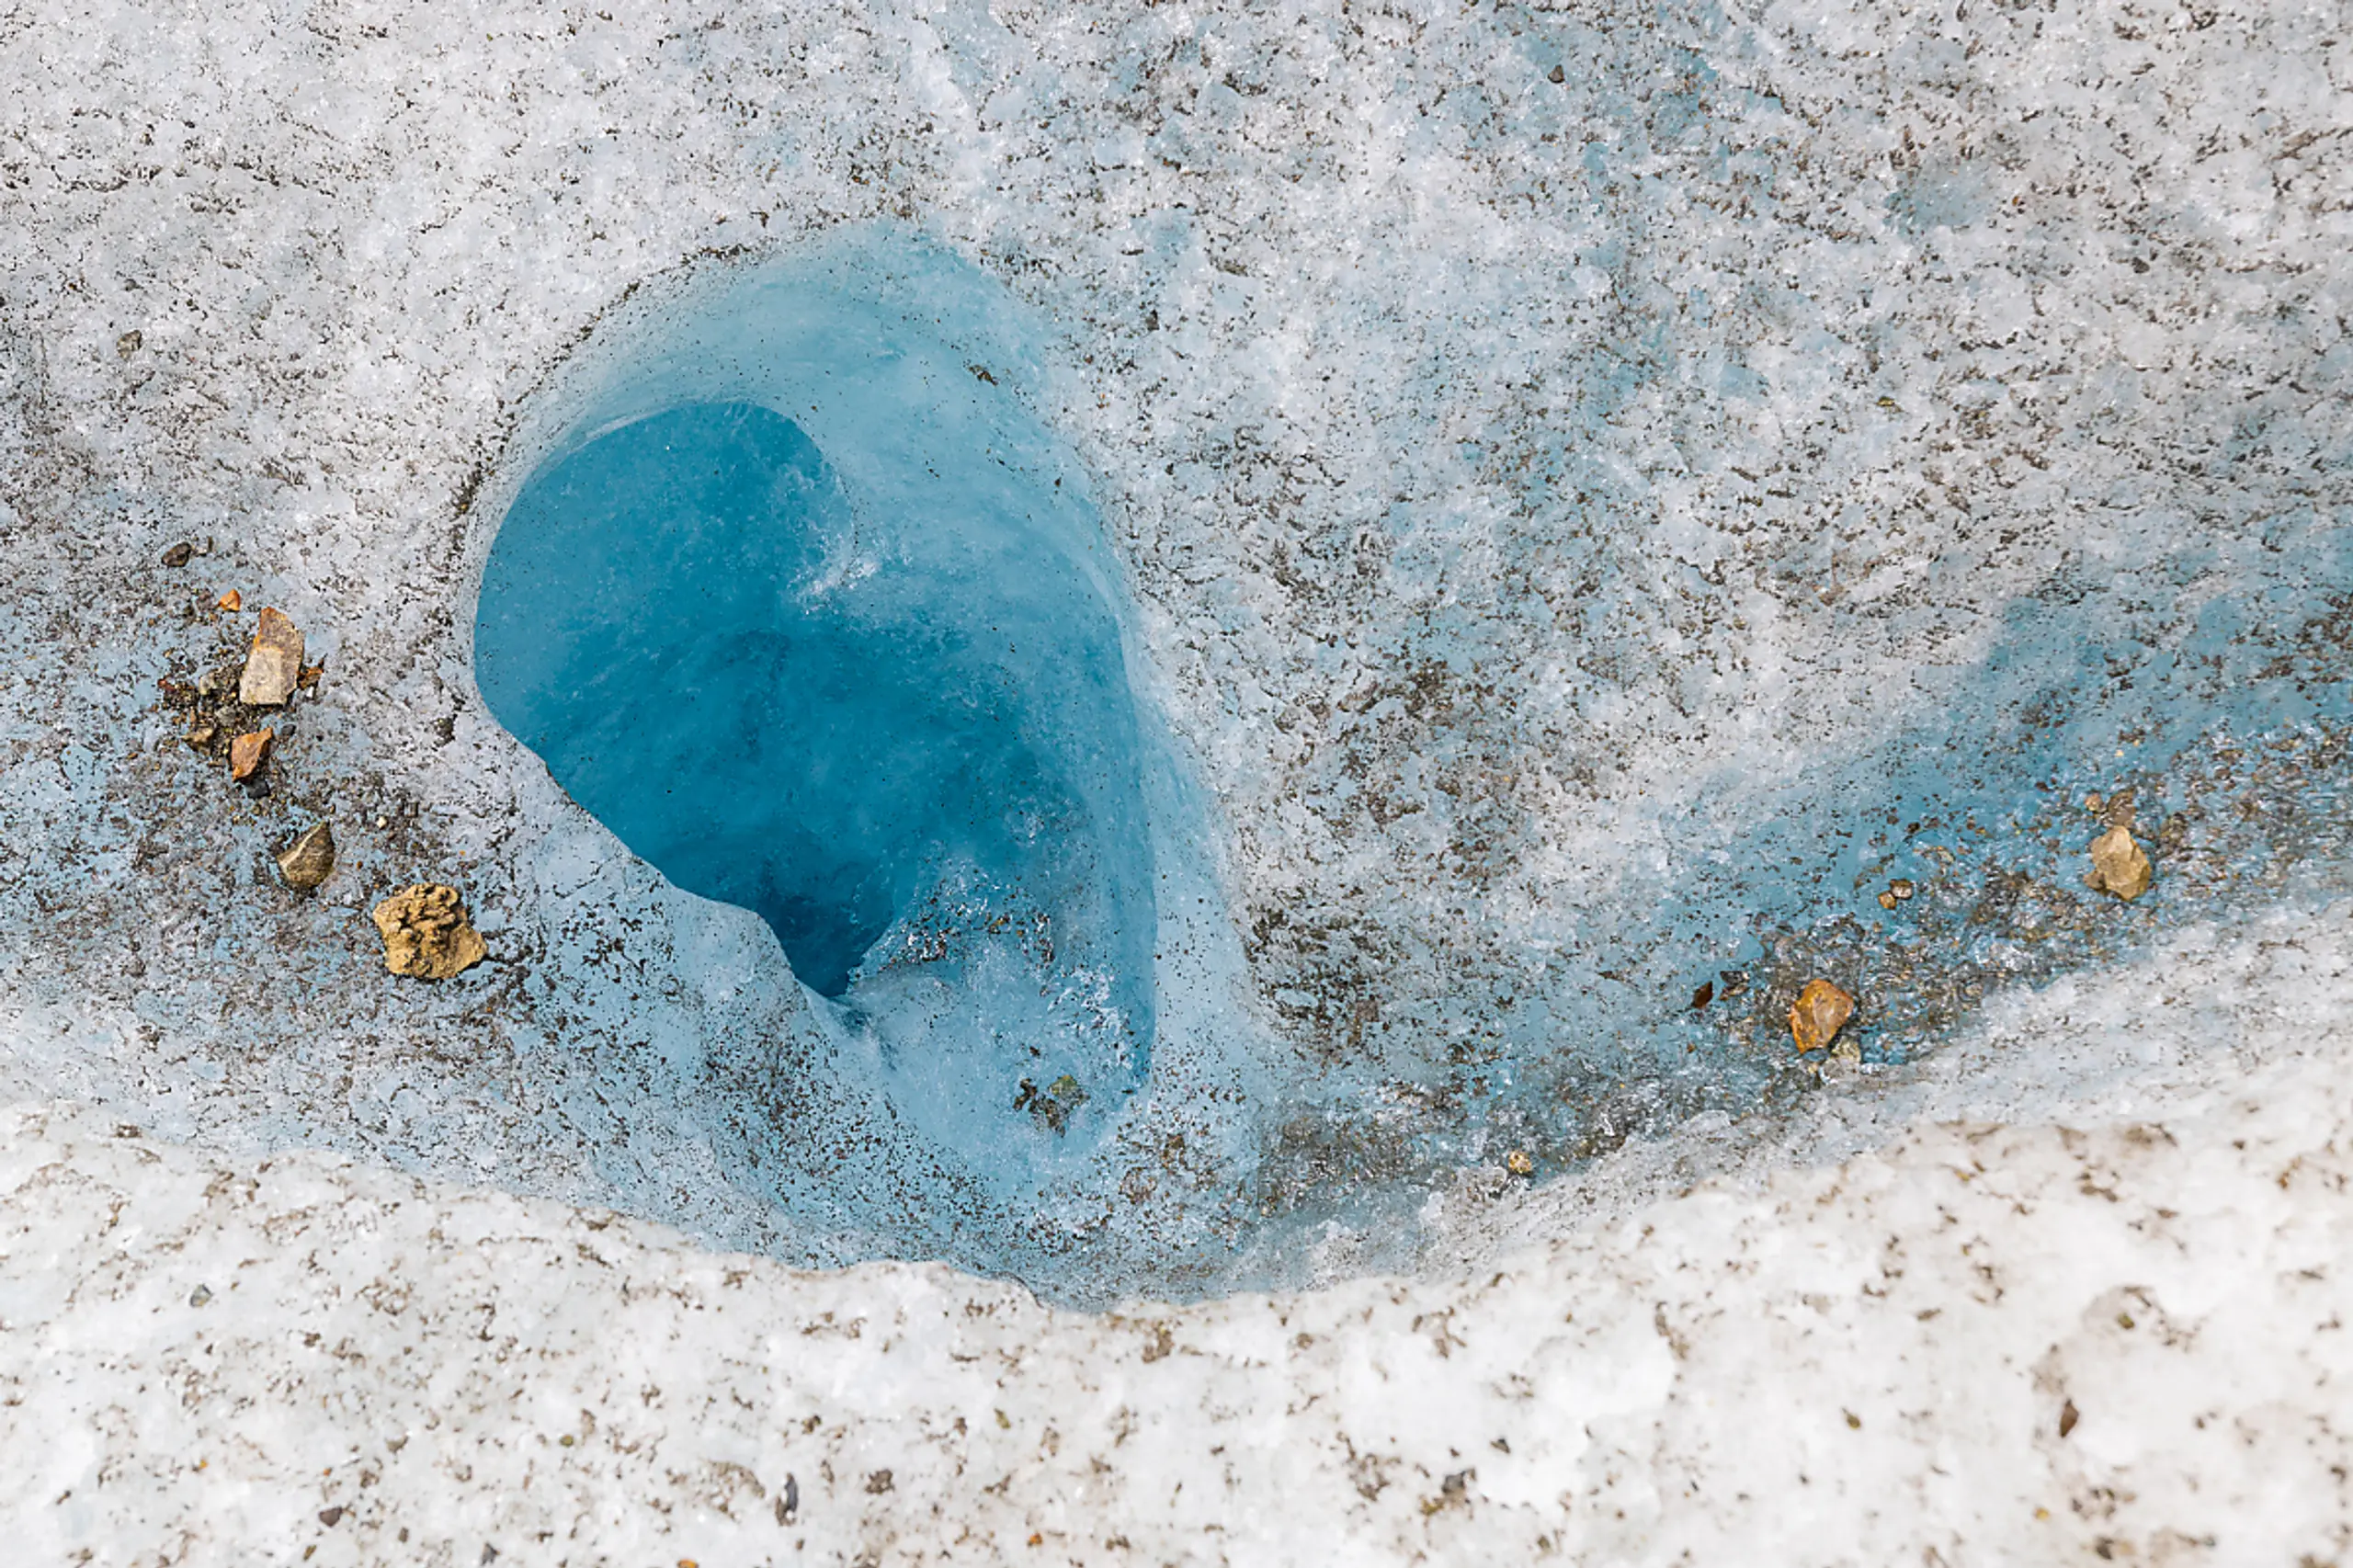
(1785, 812, 2155, 1069)
(154, 546, 484, 982)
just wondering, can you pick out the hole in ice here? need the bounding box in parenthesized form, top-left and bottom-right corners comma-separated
(479, 401, 1153, 1018)
(461, 240, 1273, 1307)
(477, 399, 1158, 1067)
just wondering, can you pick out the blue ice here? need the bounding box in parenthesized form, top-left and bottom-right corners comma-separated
(479, 401, 1154, 1038)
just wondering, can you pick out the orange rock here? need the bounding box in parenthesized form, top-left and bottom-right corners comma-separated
(216, 588, 242, 611)
(1789, 978, 1856, 1054)
(2088, 824, 2153, 901)
(228, 729, 273, 780)
(238, 608, 305, 707)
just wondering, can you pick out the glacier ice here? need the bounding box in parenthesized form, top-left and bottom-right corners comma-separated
(0, 0, 2343, 1312)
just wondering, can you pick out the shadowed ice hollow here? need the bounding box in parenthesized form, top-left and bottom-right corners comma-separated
(479, 396, 1159, 1085)
(463, 240, 1282, 1303)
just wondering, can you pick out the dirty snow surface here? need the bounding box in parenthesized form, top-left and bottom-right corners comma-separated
(1, 0, 2349, 1559)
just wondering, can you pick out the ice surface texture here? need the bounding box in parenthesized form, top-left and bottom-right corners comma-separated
(460, 232, 2352, 1301)
(0, 0, 2347, 1307)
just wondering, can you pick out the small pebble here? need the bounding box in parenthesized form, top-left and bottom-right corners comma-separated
(160, 541, 192, 568)
(372, 883, 488, 980)
(1789, 978, 1856, 1054)
(117, 329, 142, 358)
(1877, 890, 1897, 910)
(1548, 62, 1565, 83)
(2088, 824, 2153, 901)
(1505, 1149, 1534, 1177)
(216, 589, 242, 612)
(277, 822, 335, 890)
(1890, 879, 1915, 899)
(239, 607, 305, 707)
(229, 729, 274, 781)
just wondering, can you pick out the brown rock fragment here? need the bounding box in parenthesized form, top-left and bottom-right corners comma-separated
(1790, 978, 1856, 1054)
(160, 541, 192, 568)
(216, 588, 241, 612)
(1505, 1150, 1535, 1177)
(371, 883, 487, 980)
(238, 607, 304, 707)
(276, 822, 335, 890)
(2087, 825, 2153, 902)
(228, 729, 273, 781)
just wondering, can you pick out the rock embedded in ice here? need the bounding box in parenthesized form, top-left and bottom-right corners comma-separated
(1015, 1074, 1090, 1135)
(2088, 826, 2154, 903)
(237, 608, 303, 707)
(215, 589, 240, 613)
(228, 729, 271, 781)
(160, 541, 190, 568)
(276, 823, 335, 890)
(1790, 979, 1857, 1054)
(370, 884, 487, 980)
